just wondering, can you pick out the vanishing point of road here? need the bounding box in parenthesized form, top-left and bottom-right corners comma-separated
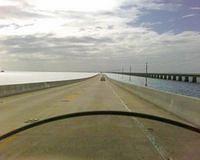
(0, 75, 199, 160)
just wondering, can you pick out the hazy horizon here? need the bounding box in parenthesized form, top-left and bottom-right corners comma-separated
(0, 0, 200, 73)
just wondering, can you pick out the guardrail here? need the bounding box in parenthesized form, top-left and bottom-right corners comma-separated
(0, 76, 96, 98)
(109, 78, 200, 127)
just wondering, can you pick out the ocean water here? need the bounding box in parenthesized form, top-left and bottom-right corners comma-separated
(0, 71, 97, 85)
(106, 73, 200, 98)
(1, 72, 199, 98)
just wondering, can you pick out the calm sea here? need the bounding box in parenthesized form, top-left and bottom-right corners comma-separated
(1, 72, 199, 98)
(106, 73, 200, 98)
(0, 71, 97, 85)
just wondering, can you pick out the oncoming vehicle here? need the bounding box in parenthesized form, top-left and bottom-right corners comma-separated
(100, 76, 106, 81)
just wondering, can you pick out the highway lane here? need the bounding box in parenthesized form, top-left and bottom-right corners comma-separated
(0, 75, 125, 135)
(0, 75, 199, 160)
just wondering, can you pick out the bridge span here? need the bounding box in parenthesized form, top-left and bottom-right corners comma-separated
(111, 72, 200, 83)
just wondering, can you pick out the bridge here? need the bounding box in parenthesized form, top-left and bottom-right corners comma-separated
(111, 72, 200, 83)
(0, 75, 199, 160)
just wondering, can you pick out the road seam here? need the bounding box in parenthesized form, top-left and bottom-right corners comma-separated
(106, 81, 173, 160)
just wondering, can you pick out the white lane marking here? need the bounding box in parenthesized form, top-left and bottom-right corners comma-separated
(106, 82, 173, 160)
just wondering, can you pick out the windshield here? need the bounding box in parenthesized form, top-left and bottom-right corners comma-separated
(0, 0, 200, 160)
(0, 112, 200, 160)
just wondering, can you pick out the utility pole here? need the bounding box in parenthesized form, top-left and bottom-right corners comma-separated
(145, 62, 148, 86)
(118, 68, 120, 79)
(129, 64, 132, 81)
(121, 66, 124, 79)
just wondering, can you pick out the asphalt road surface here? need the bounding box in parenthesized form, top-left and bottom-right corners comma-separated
(0, 75, 199, 160)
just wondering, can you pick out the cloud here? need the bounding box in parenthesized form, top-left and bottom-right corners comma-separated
(1, 30, 200, 72)
(120, 0, 182, 11)
(1, 29, 199, 71)
(190, 7, 200, 10)
(0, 23, 34, 30)
(0, 34, 114, 60)
(182, 14, 195, 19)
(0, 5, 48, 19)
(0, 0, 199, 72)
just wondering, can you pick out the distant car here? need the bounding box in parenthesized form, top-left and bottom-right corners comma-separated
(100, 76, 106, 81)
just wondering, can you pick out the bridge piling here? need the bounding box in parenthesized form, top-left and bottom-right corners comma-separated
(178, 76, 182, 81)
(192, 76, 197, 83)
(184, 76, 189, 82)
(111, 72, 199, 83)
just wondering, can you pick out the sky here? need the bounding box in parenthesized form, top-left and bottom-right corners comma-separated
(0, 0, 199, 73)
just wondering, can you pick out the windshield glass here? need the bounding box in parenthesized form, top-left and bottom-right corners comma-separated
(0, 0, 199, 160)
(1, 115, 200, 160)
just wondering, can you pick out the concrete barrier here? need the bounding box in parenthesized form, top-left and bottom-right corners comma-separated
(109, 78, 200, 127)
(0, 76, 95, 98)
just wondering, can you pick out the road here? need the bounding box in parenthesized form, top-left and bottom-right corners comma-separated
(0, 75, 199, 160)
